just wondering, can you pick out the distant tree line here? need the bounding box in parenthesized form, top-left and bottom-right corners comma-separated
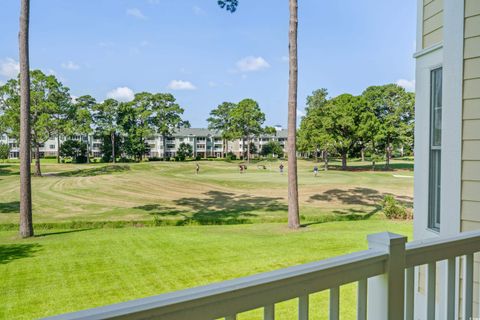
(297, 84, 415, 170)
(0, 70, 189, 175)
(207, 99, 279, 162)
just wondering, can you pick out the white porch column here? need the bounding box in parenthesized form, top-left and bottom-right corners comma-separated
(367, 232, 407, 320)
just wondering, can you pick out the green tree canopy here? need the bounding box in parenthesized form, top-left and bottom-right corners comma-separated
(230, 98, 265, 161)
(261, 141, 283, 158)
(321, 94, 367, 169)
(93, 98, 121, 163)
(177, 142, 193, 161)
(59, 139, 87, 163)
(0, 70, 71, 175)
(148, 93, 189, 160)
(362, 84, 415, 167)
(0, 143, 10, 161)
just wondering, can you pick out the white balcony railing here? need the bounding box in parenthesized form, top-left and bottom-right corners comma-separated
(44, 231, 480, 320)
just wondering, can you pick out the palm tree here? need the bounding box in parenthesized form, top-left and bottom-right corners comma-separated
(287, 0, 300, 229)
(19, 0, 34, 238)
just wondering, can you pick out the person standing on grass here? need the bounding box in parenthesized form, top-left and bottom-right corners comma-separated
(195, 163, 200, 175)
(313, 165, 319, 177)
(279, 162, 284, 174)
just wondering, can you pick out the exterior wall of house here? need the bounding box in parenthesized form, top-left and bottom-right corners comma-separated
(423, 0, 444, 48)
(462, 0, 480, 231)
(461, 3, 480, 316)
(416, 0, 480, 317)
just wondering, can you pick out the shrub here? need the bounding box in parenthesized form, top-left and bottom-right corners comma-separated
(381, 195, 409, 219)
(226, 152, 236, 160)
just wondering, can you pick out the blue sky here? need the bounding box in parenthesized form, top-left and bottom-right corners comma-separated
(0, 0, 416, 127)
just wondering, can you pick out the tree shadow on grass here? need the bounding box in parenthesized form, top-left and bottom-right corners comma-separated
(0, 201, 20, 214)
(35, 229, 93, 237)
(308, 187, 412, 207)
(135, 191, 287, 225)
(0, 243, 41, 264)
(304, 187, 413, 226)
(0, 165, 19, 176)
(55, 165, 130, 177)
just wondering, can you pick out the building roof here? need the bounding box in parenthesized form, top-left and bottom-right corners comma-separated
(172, 128, 220, 137)
(172, 128, 288, 138)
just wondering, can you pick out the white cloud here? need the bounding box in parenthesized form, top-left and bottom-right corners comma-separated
(126, 8, 147, 20)
(106, 86, 135, 102)
(396, 79, 415, 92)
(0, 57, 19, 78)
(61, 61, 80, 70)
(70, 95, 78, 103)
(193, 6, 205, 15)
(167, 80, 197, 90)
(297, 109, 306, 117)
(235, 56, 270, 72)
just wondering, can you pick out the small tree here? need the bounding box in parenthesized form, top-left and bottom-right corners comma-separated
(261, 141, 283, 158)
(230, 98, 265, 162)
(94, 99, 121, 163)
(177, 142, 193, 161)
(59, 139, 87, 163)
(207, 102, 237, 157)
(0, 143, 10, 162)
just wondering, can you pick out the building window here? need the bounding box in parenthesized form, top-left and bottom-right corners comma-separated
(428, 67, 442, 231)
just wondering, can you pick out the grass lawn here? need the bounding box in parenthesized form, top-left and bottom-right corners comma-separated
(0, 159, 413, 226)
(0, 220, 412, 319)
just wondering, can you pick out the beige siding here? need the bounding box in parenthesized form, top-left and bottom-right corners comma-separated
(462, 0, 480, 230)
(422, 0, 443, 48)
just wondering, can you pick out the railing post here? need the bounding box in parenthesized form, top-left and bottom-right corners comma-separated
(367, 232, 407, 320)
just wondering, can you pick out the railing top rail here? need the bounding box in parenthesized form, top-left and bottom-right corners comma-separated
(406, 230, 480, 267)
(44, 249, 387, 320)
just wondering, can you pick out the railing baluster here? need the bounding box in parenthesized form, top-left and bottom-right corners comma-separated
(298, 295, 309, 320)
(405, 267, 414, 320)
(446, 258, 456, 319)
(357, 279, 367, 320)
(427, 262, 436, 320)
(264, 304, 275, 320)
(464, 253, 474, 320)
(330, 287, 339, 320)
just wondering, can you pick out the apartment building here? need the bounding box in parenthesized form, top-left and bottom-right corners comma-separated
(1, 126, 288, 160)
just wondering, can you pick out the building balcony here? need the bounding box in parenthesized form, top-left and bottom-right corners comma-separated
(45, 230, 480, 320)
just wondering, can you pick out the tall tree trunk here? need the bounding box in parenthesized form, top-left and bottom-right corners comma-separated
(162, 134, 166, 160)
(247, 137, 250, 163)
(222, 138, 226, 158)
(86, 135, 90, 163)
(56, 135, 61, 163)
(385, 145, 391, 169)
(34, 144, 41, 176)
(111, 132, 115, 163)
(19, 0, 33, 238)
(361, 147, 365, 162)
(242, 136, 245, 160)
(341, 153, 347, 170)
(324, 150, 329, 171)
(287, 0, 300, 229)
